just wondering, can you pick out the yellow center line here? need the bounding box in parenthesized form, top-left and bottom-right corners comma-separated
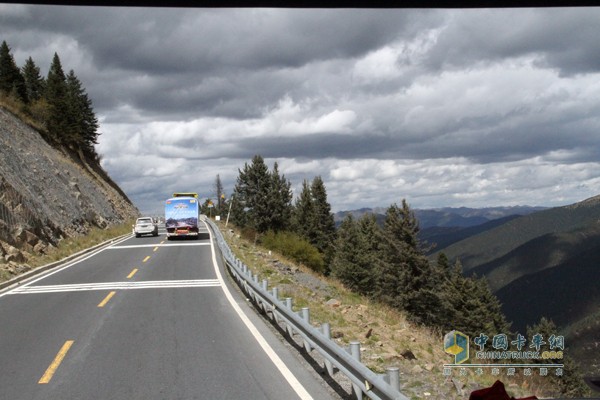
(39, 340, 74, 384)
(143, 256, 151, 263)
(97, 291, 116, 307)
(127, 268, 138, 279)
(160, 240, 165, 244)
(153, 246, 159, 252)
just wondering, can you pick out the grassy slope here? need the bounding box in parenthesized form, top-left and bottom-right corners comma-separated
(216, 221, 562, 400)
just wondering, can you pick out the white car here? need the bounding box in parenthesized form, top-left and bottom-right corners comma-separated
(133, 217, 159, 237)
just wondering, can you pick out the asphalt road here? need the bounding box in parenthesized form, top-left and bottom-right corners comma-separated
(0, 223, 336, 399)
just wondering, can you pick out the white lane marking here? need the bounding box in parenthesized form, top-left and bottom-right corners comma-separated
(0, 235, 133, 299)
(108, 243, 210, 249)
(204, 221, 313, 400)
(11, 279, 222, 294)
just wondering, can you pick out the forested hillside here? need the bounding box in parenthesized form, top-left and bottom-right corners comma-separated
(0, 40, 138, 278)
(431, 195, 600, 378)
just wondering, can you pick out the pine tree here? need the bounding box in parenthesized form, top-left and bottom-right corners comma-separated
(331, 214, 366, 292)
(310, 176, 337, 268)
(292, 179, 315, 240)
(268, 162, 292, 232)
(22, 57, 45, 102)
(376, 200, 441, 325)
(355, 213, 384, 296)
(435, 257, 510, 337)
(526, 317, 591, 397)
(231, 155, 291, 233)
(65, 70, 99, 154)
(0, 41, 27, 102)
(45, 53, 69, 144)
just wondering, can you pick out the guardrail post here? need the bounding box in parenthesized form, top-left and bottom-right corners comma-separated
(386, 366, 400, 392)
(271, 288, 279, 322)
(321, 323, 334, 376)
(350, 342, 363, 400)
(285, 298, 294, 336)
(301, 308, 311, 352)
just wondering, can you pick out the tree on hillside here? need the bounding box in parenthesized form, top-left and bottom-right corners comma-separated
(332, 213, 383, 296)
(231, 155, 292, 233)
(376, 200, 441, 325)
(22, 57, 45, 103)
(65, 69, 100, 154)
(527, 317, 591, 397)
(291, 176, 336, 271)
(45, 53, 69, 143)
(310, 176, 337, 267)
(0, 41, 27, 102)
(432, 253, 510, 337)
(331, 215, 361, 291)
(292, 179, 315, 240)
(268, 162, 292, 232)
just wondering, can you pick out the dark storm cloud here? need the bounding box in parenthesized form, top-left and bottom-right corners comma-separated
(3, 5, 600, 211)
(2, 7, 431, 72)
(424, 8, 600, 75)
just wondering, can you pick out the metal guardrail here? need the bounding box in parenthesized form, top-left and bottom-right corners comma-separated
(206, 218, 409, 400)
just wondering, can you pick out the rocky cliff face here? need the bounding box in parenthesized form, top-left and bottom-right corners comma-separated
(0, 107, 138, 266)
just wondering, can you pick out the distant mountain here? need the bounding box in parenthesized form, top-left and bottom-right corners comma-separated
(422, 214, 523, 253)
(334, 205, 544, 229)
(429, 195, 600, 376)
(432, 195, 600, 270)
(335, 206, 543, 252)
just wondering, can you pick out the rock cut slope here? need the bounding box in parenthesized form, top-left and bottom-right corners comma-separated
(0, 107, 138, 263)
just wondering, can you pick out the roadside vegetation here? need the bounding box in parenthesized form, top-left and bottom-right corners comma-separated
(216, 220, 568, 399)
(211, 154, 592, 398)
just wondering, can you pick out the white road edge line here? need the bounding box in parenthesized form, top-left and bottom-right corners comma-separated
(0, 234, 132, 299)
(204, 220, 313, 400)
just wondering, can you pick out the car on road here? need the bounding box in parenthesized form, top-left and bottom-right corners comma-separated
(133, 217, 159, 237)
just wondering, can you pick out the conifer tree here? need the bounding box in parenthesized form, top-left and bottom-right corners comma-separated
(435, 257, 509, 336)
(232, 155, 270, 231)
(231, 155, 292, 233)
(376, 200, 441, 325)
(292, 179, 315, 240)
(331, 214, 366, 292)
(268, 162, 292, 232)
(0, 41, 27, 102)
(309, 176, 337, 267)
(45, 53, 69, 143)
(65, 70, 99, 154)
(526, 317, 591, 397)
(22, 57, 45, 102)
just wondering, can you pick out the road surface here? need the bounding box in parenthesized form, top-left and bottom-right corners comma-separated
(0, 222, 335, 399)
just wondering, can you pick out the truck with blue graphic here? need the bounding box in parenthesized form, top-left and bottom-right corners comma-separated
(165, 193, 200, 239)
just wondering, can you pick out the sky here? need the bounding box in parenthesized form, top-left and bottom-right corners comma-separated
(2, 5, 600, 215)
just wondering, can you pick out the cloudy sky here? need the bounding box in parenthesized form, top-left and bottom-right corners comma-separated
(2, 5, 600, 214)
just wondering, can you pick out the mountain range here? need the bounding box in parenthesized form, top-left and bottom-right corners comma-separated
(336, 198, 600, 376)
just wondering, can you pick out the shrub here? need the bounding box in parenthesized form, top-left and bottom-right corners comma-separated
(261, 231, 325, 273)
